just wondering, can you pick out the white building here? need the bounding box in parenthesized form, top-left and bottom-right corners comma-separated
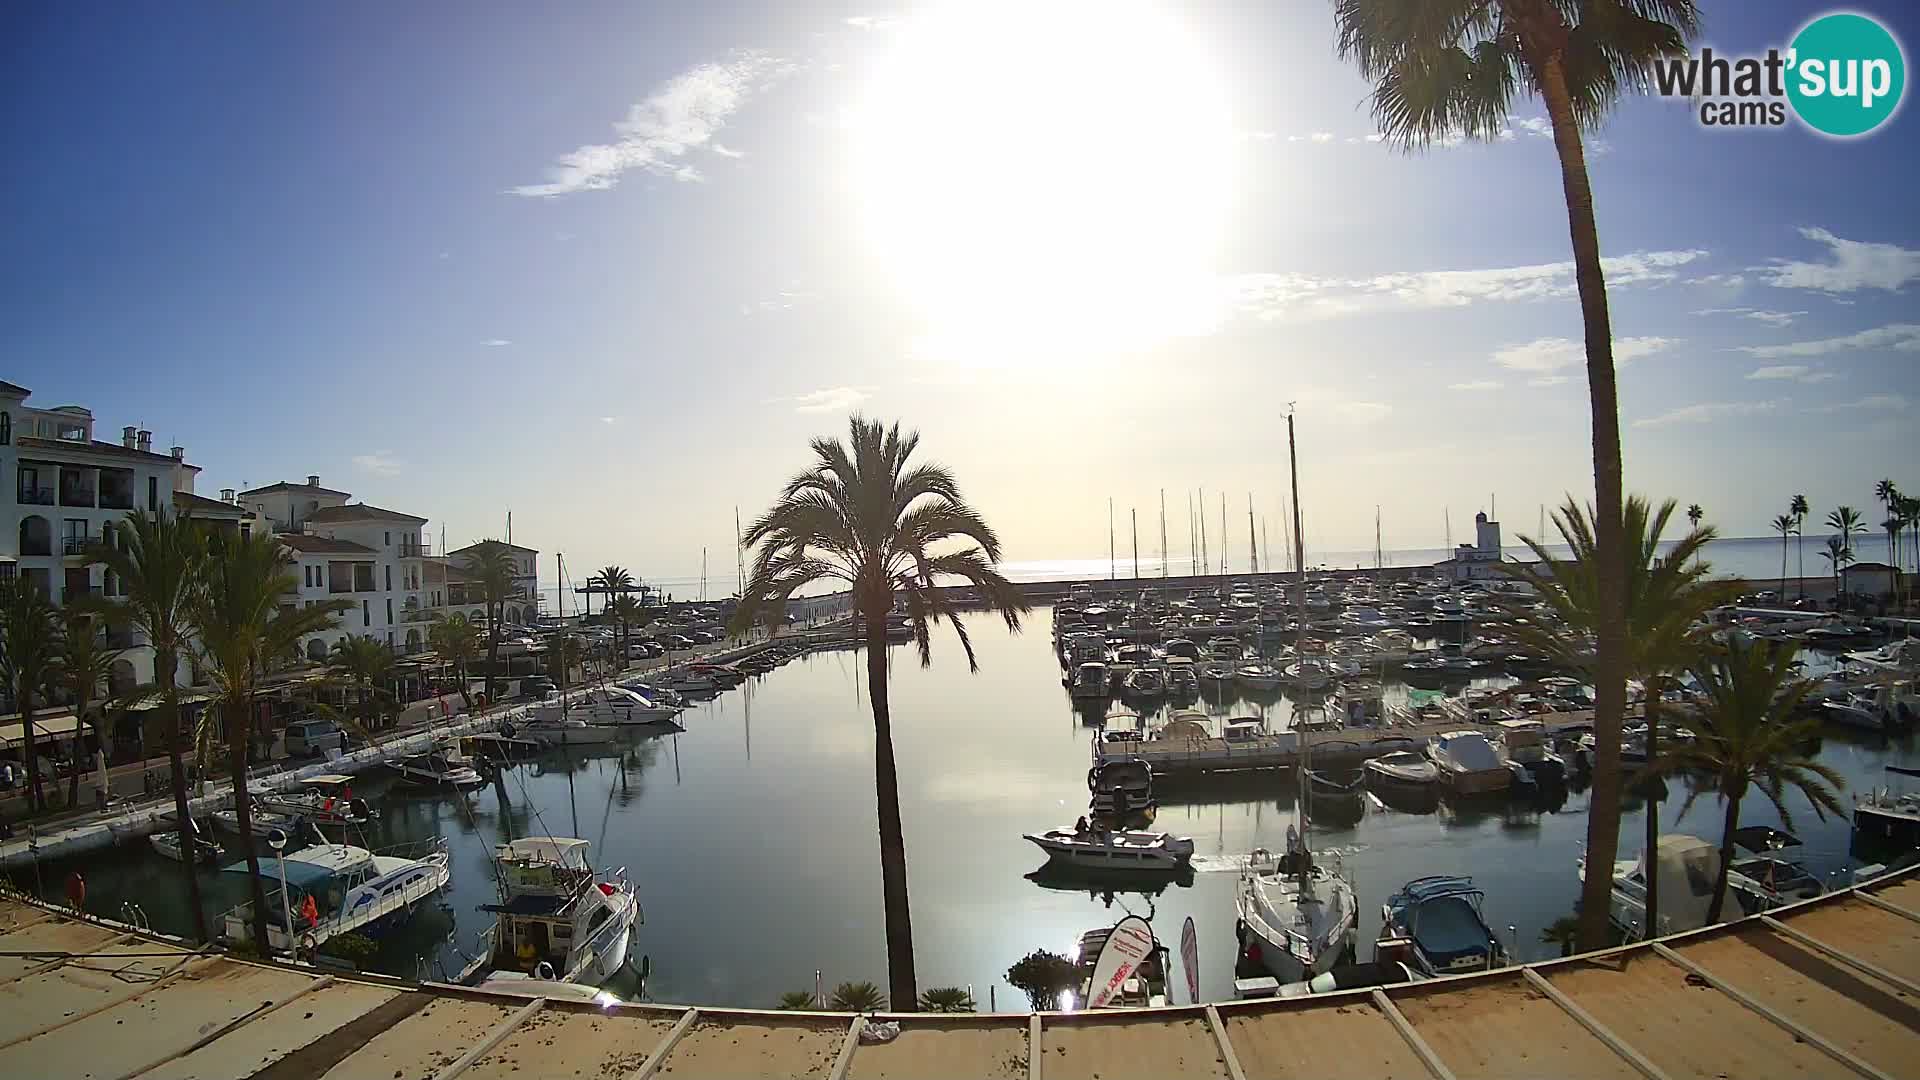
(1436, 512, 1506, 582)
(0, 381, 205, 692)
(446, 540, 542, 624)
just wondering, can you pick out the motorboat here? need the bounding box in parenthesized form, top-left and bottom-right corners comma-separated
(1854, 783, 1920, 851)
(389, 750, 486, 789)
(150, 819, 221, 865)
(537, 686, 683, 730)
(1222, 717, 1266, 743)
(1282, 659, 1335, 691)
(255, 775, 377, 830)
(521, 716, 625, 746)
(1122, 666, 1167, 698)
(219, 838, 451, 955)
(1575, 833, 1808, 939)
(1071, 924, 1172, 1009)
(1024, 827, 1195, 871)
(473, 837, 641, 986)
(1236, 830, 1357, 984)
(1088, 757, 1155, 818)
(1376, 876, 1507, 976)
(1069, 662, 1110, 700)
(1235, 662, 1283, 691)
(615, 679, 686, 708)
(1425, 731, 1513, 795)
(655, 668, 718, 693)
(1493, 720, 1566, 784)
(211, 807, 306, 842)
(1364, 750, 1439, 788)
(1198, 661, 1236, 685)
(1164, 659, 1201, 697)
(1824, 684, 1914, 732)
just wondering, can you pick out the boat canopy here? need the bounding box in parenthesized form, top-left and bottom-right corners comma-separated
(221, 856, 346, 891)
(1730, 826, 1802, 853)
(304, 774, 355, 788)
(498, 836, 593, 870)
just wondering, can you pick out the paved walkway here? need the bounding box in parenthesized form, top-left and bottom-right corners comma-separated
(0, 864, 1914, 1078)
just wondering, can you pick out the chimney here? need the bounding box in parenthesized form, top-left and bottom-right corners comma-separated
(122, 425, 137, 448)
(220, 488, 235, 504)
(136, 430, 152, 452)
(170, 446, 184, 461)
(307, 474, 320, 488)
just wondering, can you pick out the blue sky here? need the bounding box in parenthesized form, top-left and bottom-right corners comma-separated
(4, 1, 1916, 585)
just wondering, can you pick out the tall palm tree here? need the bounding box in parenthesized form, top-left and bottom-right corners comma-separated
(0, 579, 58, 813)
(90, 509, 210, 940)
(1502, 495, 1736, 937)
(1686, 504, 1702, 529)
(1770, 514, 1797, 599)
(427, 613, 481, 707)
(48, 610, 126, 809)
(191, 531, 348, 953)
(329, 635, 396, 731)
(731, 416, 1028, 1008)
(1642, 639, 1844, 922)
(594, 566, 632, 622)
(1827, 506, 1865, 555)
(1332, 0, 1696, 950)
(460, 541, 517, 706)
(1820, 535, 1855, 600)
(1790, 494, 1810, 598)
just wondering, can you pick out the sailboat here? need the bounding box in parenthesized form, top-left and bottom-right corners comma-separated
(1233, 409, 1358, 984)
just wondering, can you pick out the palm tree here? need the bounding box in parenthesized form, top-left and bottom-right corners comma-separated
(1827, 506, 1865, 555)
(426, 613, 481, 707)
(48, 610, 126, 809)
(1332, 0, 1696, 950)
(547, 633, 583, 688)
(1503, 496, 1736, 938)
(191, 531, 348, 953)
(731, 416, 1028, 1009)
(1771, 514, 1797, 599)
(1642, 639, 1844, 922)
(609, 594, 644, 663)
(594, 565, 632, 619)
(775, 990, 820, 1011)
(1686, 503, 1702, 529)
(329, 635, 396, 731)
(90, 509, 210, 940)
(0, 579, 58, 813)
(1790, 494, 1810, 598)
(918, 986, 977, 1013)
(828, 981, 887, 1012)
(1820, 535, 1855, 600)
(459, 541, 517, 706)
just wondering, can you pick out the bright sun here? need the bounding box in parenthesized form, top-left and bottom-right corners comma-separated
(849, 1, 1237, 365)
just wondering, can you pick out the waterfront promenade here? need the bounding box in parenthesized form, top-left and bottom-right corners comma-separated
(0, 863, 1914, 1078)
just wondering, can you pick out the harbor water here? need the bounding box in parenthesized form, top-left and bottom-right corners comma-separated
(30, 606, 1919, 1009)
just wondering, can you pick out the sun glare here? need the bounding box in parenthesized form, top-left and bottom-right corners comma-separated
(849, 1, 1238, 364)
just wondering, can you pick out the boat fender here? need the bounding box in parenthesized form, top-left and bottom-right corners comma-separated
(533, 961, 556, 981)
(300, 931, 318, 956)
(501, 721, 516, 739)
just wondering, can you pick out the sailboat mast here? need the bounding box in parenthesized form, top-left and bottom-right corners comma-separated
(1220, 494, 1228, 576)
(1188, 492, 1197, 576)
(1247, 495, 1258, 574)
(1131, 509, 1139, 579)
(1286, 408, 1313, 884)
(1159, 490, 1168, 580)
(1108, 498, 1116, 581)
(1199, 488, 1208, 577)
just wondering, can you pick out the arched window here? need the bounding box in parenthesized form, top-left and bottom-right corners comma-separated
(305, 638, 327, 662)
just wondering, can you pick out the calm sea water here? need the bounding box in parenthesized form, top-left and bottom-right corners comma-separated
(40, 608, 1920, 1009)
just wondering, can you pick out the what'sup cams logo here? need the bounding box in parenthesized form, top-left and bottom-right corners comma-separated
(1651, 11, 1906, 136)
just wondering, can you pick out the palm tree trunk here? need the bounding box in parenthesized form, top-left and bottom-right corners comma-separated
(1780, 536, 1788, 599)
(1642, 687, 1660, 937)
(20, 696, 42, 812)
(865, 600, 918, 1011)
(161, 671, 210, 942)
(228, 697, 273, 954)
(1538, 49, 1630, 952)
(485, 605, 501, 706)
(1707, 789, 1741, 924)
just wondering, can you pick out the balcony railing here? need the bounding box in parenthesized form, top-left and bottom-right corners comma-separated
(62, 536, 93, 556)
(18, 486, 54, 506)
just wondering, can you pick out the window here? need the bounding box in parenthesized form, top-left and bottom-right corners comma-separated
(384, 565, 391, 591)
(385, 597, 393, 625)
(0, 412, 9, 444)
(241, 523, 251, 541)
(147, 476, 158, 512)
(383, 531, 390, 546)
(55, 421, 85, 441)
(362, 599, 370, 627)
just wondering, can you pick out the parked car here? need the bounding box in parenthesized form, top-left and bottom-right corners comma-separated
(662, 635, 694, 650)
(284, 719, 344, 757)
(519, 676, 557, 699)
(690, 630, 717, 645)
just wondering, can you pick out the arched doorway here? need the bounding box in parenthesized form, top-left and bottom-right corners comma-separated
(306, 638, 327, 662)
(406, 628, 421, 653)
(108, 658, 137, 696)
(18, 515, 50, 556)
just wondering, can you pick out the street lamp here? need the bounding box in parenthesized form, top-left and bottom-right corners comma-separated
(267, 827, 292, 957)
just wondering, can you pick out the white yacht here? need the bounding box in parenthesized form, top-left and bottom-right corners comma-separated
(255, 775, 377, 830)
(389, 750, 486, 790)
(474, 837, 641, 987)
(1023, 827, 1195, 871)
(537, 686, 683, 730)
(1364, 750, 1439, 788)
(1235, 662, 1283, 691)
(1069, 661, 1109, 700)
(1236, 829, 1357, 984)
(520, 716, 624, 746)
(1425, 731, 1513, 795)
(1282, 659, 1335, 691)
(219, 839, 451, 955)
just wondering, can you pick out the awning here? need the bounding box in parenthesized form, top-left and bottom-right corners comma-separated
(0, 713, 82, 750)
(124, 690, 220, 713)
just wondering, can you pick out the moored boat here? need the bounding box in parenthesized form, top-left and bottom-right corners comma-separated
(1376, 875, 1507, 976)
(1425, 731, 1513, 795)
(1023, 827, 1195, 871)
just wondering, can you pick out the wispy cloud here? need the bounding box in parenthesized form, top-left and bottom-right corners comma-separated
(511, 52, 784, 196)
(1689, 307, 1806, 328)
(1234, 250, 1706, 321)
(1492, 335, 1676, 373)
(844, 14, 897, 30)
(1738, 322, 1920, 359)
(1757, 228, 1920, 293)
(1448, 380, 1503, 391)
(1633, 400, 1782, 428)
(790, 386, 872, 413)
(1529, 375, 1571, 388)
(740, 288, 813, 316)
(353, 451, 402, 476)
(710, 143, 745, 159)
(1746, 364, 1838, 383)
(1814, 394, 1910, 413)
(481, 338, 511, 347)
(599, 416, 620, 425)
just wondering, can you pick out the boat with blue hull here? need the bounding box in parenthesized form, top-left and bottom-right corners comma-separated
(1376, 875, 1507, 976)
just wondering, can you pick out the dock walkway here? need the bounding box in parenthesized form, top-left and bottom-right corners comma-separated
(1, 866, 1916, 1078)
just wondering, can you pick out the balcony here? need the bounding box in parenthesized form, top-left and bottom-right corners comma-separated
(99, 488, 134, 510)
(105, 628, 137, 649)
(18, 486, 54, 506)
(59, 486, 96, 509)
(62, 535, 93, 556)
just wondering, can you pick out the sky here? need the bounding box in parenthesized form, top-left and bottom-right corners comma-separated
(4, 0, 1917, 590)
